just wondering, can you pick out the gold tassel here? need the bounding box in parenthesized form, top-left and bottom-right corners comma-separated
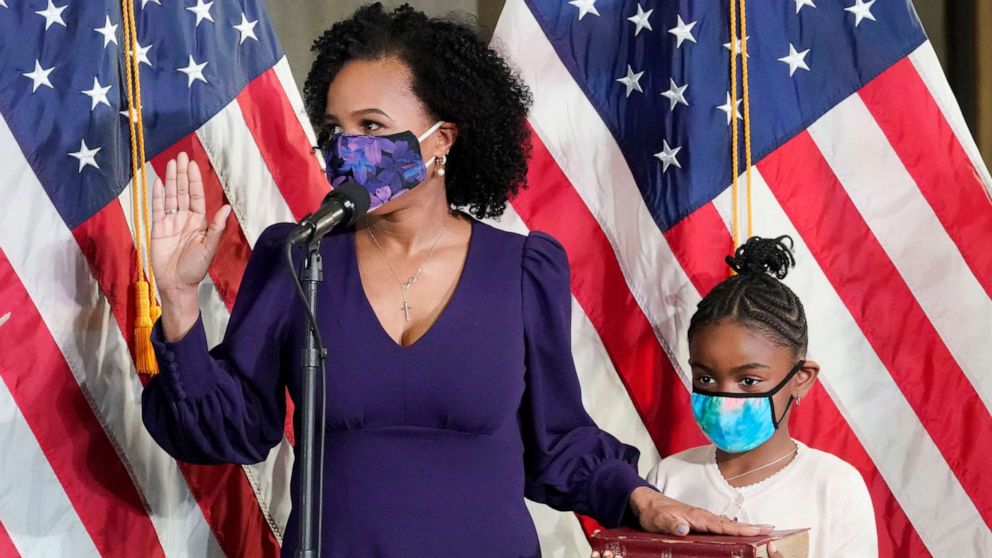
(134, 280, 159, 375)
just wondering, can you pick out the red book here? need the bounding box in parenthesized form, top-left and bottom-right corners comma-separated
(590, 528, 810, 558)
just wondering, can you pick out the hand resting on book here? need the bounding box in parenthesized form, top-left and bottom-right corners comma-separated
(628, 487, 775, 536)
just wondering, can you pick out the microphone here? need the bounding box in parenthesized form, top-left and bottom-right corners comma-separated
(287, 181, 371, 245)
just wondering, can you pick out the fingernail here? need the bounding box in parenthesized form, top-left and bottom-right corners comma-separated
(676, 523, 689, 535)
(591, 553, 601, 558)
(760, 524, 776, 530)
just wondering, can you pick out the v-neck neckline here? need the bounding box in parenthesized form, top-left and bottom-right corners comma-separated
(352, 217, 477, 350)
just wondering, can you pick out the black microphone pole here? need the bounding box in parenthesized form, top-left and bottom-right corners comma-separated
(289, 182, 370, 558)
(296, 235, 323, 558)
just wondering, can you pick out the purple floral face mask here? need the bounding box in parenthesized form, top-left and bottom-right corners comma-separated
(323, 121, 444, 212)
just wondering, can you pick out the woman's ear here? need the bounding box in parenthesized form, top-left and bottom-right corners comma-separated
(431, 122, 458, 158)
(794, 359, 820, 399)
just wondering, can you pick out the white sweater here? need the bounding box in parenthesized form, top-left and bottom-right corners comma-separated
(646, 441, 877, 558)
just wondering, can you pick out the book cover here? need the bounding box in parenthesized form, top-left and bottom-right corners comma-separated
(590, 528, 810, 558)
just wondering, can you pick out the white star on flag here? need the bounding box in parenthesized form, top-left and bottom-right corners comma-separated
(141, 0, 161, 7)
(1, 1, 9, 9)
(131, 42, 153, 67)
(616, 65, 645, 97)
(627, 3, 653, 36)
(568, 0, 599, 21)
(668, 15, 697, 48)
(35, 0, 67, 30)
(717, 92, 743, 125)
(178, 54, 208, 87)
(233, 13, 259, 44)
(724, 34, 751, 57)
(186, 0, 215, 27)
(660, 78, 688, 110)
(654, 140, 681, 172)
(845, 0, 877, 27)
(22, 60, 55, 92)
(94, 15, 119, 48)
(778, 43, 811, 76)
(82, 77, 112, 110)
(69, 140, 101, 172)
(794, 0, 816, 14)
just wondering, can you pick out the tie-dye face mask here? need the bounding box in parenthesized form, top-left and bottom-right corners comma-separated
(324, 121, 444, 212)
(691, 361, 805, 453)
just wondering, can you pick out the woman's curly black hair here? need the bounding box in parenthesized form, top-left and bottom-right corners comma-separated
(688, 236, 809, 356)
(303, 3, 533, 220)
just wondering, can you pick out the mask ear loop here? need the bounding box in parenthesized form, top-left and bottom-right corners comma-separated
(768, 360, 805, 429)
(418, 121, 445, 169)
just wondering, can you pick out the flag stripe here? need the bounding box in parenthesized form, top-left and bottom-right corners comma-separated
(512, 131, 708, 455)
(0, 248, 165, 558)
(237, 65, 328, 220)
(749, 166, 990, 555)
(759, 133, 992, 530)
(662, 203, 733, 294)
(808, 92, 992, 413)
(908, 44, 992, 193)
(272, 57, 324, 167)
(0, 376, 100, 558)
(0, 118, 223, 558)
(0, 520, 19, 558)
(665, 196, 925, 557)
(72, 205, 140, 355)
(195, 97, 297, 246)
(857, 57, 992, 298)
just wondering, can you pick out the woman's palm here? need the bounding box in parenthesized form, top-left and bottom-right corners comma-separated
(151, 152, 231, 293)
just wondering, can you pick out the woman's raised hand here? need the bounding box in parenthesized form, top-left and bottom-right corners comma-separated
(151, 152, 232, 339)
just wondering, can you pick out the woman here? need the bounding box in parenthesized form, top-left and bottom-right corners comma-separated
(142, 4, 768, 556)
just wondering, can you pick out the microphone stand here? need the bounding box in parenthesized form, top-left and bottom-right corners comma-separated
(296, 237, 325, 558)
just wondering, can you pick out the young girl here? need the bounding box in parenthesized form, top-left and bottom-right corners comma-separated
(647, 236, 878, 557)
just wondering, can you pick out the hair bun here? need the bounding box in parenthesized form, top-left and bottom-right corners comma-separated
(725, 235, 796, 280)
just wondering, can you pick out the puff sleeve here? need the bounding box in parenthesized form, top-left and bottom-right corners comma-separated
(519, 231, 651, 527)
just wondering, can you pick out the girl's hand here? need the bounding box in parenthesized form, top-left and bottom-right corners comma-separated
(629, 486, 774, 536)
(766, 541, 784, 558)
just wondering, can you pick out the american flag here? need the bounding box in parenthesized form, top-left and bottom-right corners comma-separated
(490, 0, 992, 556)
(0, 0, 327, 555)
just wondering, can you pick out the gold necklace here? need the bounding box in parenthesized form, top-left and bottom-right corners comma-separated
(367, 218, 450, 322)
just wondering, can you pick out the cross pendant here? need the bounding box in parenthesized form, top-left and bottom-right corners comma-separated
(401, 300, 412, 322)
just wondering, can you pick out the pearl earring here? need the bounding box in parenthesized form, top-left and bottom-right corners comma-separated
(436, 153, 448, 177)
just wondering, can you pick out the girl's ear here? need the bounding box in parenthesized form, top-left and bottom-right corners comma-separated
(793, 359, 820, 399)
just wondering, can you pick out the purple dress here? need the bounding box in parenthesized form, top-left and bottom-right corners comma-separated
(142, 218, 649, 557)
